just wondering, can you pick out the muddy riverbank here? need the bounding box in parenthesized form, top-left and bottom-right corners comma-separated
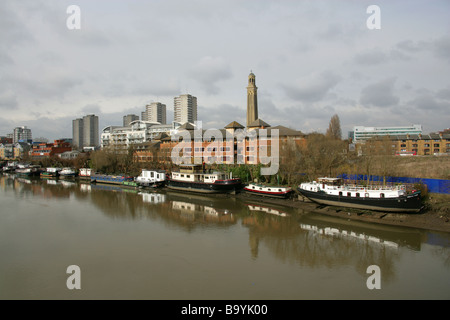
(235, 192, 450, 233)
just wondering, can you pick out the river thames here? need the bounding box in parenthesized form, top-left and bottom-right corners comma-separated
(0, 174, 449, 300)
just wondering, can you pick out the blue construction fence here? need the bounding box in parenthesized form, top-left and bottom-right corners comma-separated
(337, 174, 450, 194)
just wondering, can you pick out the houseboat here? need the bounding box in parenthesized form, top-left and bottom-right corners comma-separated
(135, 169, 166, 188)
(41, 167, 62, 178)
(90, 173, 134, 185)
(244, 183, 293, 198)
(166, 164, 242, 194)
(15, 165, 41, 177)
(297, 177, 423, 213)
(59, 167, 77, 178)
(2, 161, 17, 173)
(79, 168, 94, 180)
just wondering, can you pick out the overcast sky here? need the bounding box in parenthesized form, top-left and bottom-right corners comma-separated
(1, 0, 449, 140)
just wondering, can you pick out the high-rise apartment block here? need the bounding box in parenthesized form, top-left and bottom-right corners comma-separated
(123, 114, 139, 127)
(174, 94, 197, 124)
(72, 114, 99, 149)
(13, 126, 32, 143)
(143, 102, 167, 124)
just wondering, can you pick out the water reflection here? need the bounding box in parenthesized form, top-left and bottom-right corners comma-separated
(1, 174, 449, 282)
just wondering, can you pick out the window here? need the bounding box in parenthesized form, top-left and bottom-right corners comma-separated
(339, 191, 343, 196)
(365, 193, 369, 198)
(347, 192, 351, 197)
(356, 193, 360, 197)
(380, 193, 385, 198)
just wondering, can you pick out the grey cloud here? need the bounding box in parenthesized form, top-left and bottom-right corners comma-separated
(197, 104, 245, 129)
(395, 40, 425, 53)
(354, 50, 388, 66)
(0, 90, 18, 110)
(189, 57, 233, 95)
(436, 87, 450, 100)
(409, 93, 450, 111)
(432, 36, 450, 62)
(280, 71, 341, 103)
(81, 104, 102, 115)
(0, 2, 34, 49)
(360, 77, 399, 107)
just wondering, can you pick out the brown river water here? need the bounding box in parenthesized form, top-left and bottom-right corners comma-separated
(0, 174, 449, 300)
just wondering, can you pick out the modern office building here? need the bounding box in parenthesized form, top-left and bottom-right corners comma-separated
(174, 94, 197, 124)
(72, 114, 99, 149)
(13, 126, 32, 143)
(123, 114, 139, 127)
(352, 125, 423, 143)
(142, 102, 167, 124)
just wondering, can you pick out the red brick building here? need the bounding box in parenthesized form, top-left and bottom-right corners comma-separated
(30, 139, 72, 159)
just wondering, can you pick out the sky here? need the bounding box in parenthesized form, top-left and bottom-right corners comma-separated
(1, 0, 449, 141)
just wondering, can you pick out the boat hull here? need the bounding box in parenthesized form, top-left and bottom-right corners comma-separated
(136, 180, 166, 188)
(91, 174, 133, 185)
(298, 188, 423, 213)
(167, 178, 242, 194)
(244, 187, 293, 199)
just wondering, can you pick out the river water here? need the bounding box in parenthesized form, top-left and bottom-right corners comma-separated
(0, 174, 449, 300)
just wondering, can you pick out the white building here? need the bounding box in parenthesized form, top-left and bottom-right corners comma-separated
(174, 94, 197, 124)
(101, 121, 182, 151)
(352, 124, 423, 143)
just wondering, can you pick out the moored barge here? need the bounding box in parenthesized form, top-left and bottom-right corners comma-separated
(166, 164, 242, 194)
(298, 177, 423, 213)
(244, 183, 293, 198)
(91, 173, 134, 185)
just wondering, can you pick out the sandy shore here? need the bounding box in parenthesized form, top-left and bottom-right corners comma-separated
(235, 192, 450, 233)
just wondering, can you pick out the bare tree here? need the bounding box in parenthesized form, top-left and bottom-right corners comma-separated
(326, 114, 342, 140)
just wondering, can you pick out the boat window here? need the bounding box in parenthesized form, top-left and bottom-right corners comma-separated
(181, 174, 184, 178)
(151, 172, 154, 177)
(259, 188, 262, 190)
(380, 193, 385, 198)
(356, 193, 360, 197)
(365, 193, 369, 198)
(186, 175, 190, 178)
(268, 188, 271, 191)
(279, 189, 282, 192)
(339, 191, 342, 196)
(347, 192, 351, 197)
(252, 186, 255, 189)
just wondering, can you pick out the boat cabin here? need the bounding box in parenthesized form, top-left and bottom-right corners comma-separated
(137, 169, 166, 182)
(171, 164, 229, 183)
